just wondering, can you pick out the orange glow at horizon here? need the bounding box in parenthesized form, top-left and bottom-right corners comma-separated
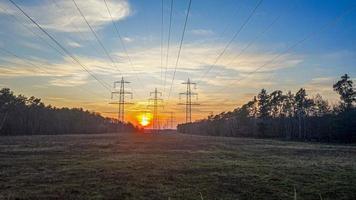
(136, 113, 153, 127)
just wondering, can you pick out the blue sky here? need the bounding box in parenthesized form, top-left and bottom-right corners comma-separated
(0, 0, 355, 125)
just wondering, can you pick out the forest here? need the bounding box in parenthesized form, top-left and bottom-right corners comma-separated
(0, 88, 137, 135)
(178, 74, 356, 143)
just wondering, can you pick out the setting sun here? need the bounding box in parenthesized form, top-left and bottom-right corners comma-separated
(140, 115, 149, 126)
(137, 113, 152, 127)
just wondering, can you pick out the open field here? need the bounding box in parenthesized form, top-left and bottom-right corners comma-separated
(0, 133, 355, 200)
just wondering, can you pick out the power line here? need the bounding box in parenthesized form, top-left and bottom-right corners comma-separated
(226, 1, 298, 67)
(71, 0, 122, 75)
(2, 2, 111, 90)
(0, 47, 105, 99)
(2, 1, 111, 90)
(0, 5, 66, 58)
(103, 0, 144, 87)
(8, 0, 112, 92)
(217, 6, 356, 94)
(163, 0, 174, 94)
(203, 11, 282, 86)
(197, 0, 264, 83)
(167, 0, 192, 99)
(0, 47, 42, 74)
(1, 2, 106, 86)
(51, 0, 106, 62)
(228, 13, 281, 66)
(160, 0, 164, 86)
(219, 3, 241, 40)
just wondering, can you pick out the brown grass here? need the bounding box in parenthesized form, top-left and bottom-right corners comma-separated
(0, 132, 355, 199)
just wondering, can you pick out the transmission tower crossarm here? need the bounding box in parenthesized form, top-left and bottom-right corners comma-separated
(178, 78, 200, 123)
(109, 77, 133, 124)
(148, 88, 164, 131)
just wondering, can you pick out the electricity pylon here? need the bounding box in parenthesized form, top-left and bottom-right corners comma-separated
(178, 78, 199, 123)
(148, 88, 163, 131)
(109, 77, 133, 123)
(162, 111, 176, 129)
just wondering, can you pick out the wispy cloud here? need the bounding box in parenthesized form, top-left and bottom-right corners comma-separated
(0, 54, 119, 78)
(123, 37, 134, 43)
(304, 77, 339, 103)
(190, 29, 215, 36)
(50, 73, 89, 87)
(0, 0, 131, 32)
(0, 40, 303, 91)
(67, 41, 82, 48)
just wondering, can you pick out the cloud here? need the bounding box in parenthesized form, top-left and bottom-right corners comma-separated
(67, 41, 82, 48)
(190, 29, 214, 36)
(0, 41, 300, 90)
(0, 40, 304, 105)
(123, 37, 134, 43)
(304, 77, 339, 104)
(21, 41, 44, 50)
(217, 52, 303, 73)
(49, 73, 89, 87)
(0, 0, 131, 32)
(113, 42, 302, 89)
(0, 54, 119, 79)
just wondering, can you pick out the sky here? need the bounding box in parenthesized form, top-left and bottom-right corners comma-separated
(0, 0, 355, 128)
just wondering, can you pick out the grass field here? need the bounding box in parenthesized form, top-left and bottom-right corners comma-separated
(0, 132, 355, 200)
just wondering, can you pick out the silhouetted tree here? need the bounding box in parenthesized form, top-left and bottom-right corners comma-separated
(177, 74, 356, 143)
(295, 88, 308, 139)
(269, 90, 284, 118)
(0, 88, 137, 135)
(257, 89, 269, 136)
(333, 74, 355, 111)
(312, 94, 330, 117)
(258, 89, 269, 119)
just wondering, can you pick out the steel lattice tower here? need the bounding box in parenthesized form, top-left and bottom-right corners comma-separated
(110, 77, 133, 123)
(179, 78, 199, 123)
(162, 111, 176, 129)
(148, 88, 163, 130)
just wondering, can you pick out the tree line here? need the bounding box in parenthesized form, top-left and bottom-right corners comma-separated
(0, 88, 137, 135)
(178, 74, 356, 143)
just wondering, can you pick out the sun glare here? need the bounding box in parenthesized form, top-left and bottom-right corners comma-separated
(137, 113, 152, 127)
(141, 115, 149, 126)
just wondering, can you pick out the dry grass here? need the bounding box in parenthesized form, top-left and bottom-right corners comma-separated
(0, 132, 355, 199)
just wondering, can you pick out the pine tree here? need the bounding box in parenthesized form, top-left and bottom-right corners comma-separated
(333, 74, 355, 111)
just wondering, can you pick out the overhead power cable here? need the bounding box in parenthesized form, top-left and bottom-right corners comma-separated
(51, 0, 106, 62)
(0, 47, 105, 99)
(71, 0, 122, 75)
(8, 0, 111, 92)
(217, 6, 356, 94)
(1, 3, 111, 90)
(167, 0, 192, 99)
(197, 0, 264, 83)
(163, 0, 174, 95)
(103, 0, 144, 88)
(160, 0, 164, 86)
(0, 5, 66, 58)
(203, 11, 282, 86)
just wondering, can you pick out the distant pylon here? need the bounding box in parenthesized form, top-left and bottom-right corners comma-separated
(148, 88, 163, 131)
(178, 78, 199, 123)
(110, 77, 133, 123)
(162, 111, 176, 129)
